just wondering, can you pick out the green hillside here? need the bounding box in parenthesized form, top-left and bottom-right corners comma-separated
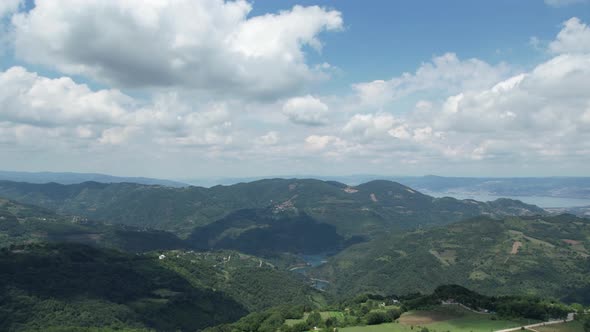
(188, 208, 348, 255)
(0, 179, 544, 238)
(0, 243, 246, 331)
(315, 214, 590, 303)
(0, 198, 185, 252)
(157, 249, 324, 312)
(0, 243, 321, 332)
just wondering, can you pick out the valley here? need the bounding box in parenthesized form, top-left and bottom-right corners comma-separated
(0, 178, 589, 332)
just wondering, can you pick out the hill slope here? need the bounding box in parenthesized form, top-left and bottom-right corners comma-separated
(0, 197, 185, 252)
(0, 170, 187, 187)
(0, 243, 246, 331)
(0, 243, 322, 332)
(315, 214, 590, 303)
(0, 179, 545, 237)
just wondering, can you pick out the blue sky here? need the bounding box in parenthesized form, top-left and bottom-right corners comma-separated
(253, 0, 589, 90)
(0, 0, 589, 178)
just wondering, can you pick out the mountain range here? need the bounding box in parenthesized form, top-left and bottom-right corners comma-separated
(1, 176, 589, 331)
(0, 179, 544, 242)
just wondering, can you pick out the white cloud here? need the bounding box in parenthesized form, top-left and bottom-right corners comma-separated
(317, 44, 590, 166)
(0, 66, 130, 127)
(0, 67, 233, 147)
(256, 131, 280, 145)
(549, 17, 590, 54)
(352, 53, 511, 107)
(342, 113, 396, 141)
(434, 53, 590, 135)
(282, 95, 329, 126)
(12, 0, 342, 99)
(304, 135, 353, 158)
(0, 0, 21, 18)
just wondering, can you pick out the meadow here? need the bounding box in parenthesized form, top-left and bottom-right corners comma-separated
(338, 305, 534, 332)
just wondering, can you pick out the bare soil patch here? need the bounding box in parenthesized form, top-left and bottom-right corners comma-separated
(562, 239, 581, 245)
(370, 193, 378, 202)
(510, 241, 523, 254)
(399, 310, 461, 325)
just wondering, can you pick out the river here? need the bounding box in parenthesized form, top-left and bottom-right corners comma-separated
(291, 253, 331, 291)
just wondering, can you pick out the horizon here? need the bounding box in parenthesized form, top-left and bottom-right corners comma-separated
(4, 169, 590, 183)
(1, 1, 590, 178)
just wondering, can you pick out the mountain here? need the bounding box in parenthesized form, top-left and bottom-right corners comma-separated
(157, 249, 324, 312)
(188, 208, 348, 255)
(314, 214, 590, 304)
(185, 175, 590, 200)
(0, 179, 545, 239)
(0, 197, 185, 252)
(0, 242, 322, 331)
(0, 243, 247, 331)
(0, 170, 187, 187)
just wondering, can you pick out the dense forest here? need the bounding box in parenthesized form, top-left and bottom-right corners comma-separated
(314, 214, 590, 303)
(0, 179, 543, 237)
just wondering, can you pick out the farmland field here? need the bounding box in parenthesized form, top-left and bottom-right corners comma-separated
(341, 305, 533, 332)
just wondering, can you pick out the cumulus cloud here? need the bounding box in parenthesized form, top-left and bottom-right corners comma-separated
(0, 66, 131, 128)
(342, 113, 396, 141)
(333, 52, 590, 163)
(256, 131, 280, 145)
(1, 9, 590, 176)
(0, 67, 233, 147)
(12, 0, 342, 99)
(352, 53, 511, 107)
(549, 17, 590, 54)
(282, 95, 329, 126)
(0, 0, 21, 18)
(435, 54, 590, 134)
(312, 16, 590, 167)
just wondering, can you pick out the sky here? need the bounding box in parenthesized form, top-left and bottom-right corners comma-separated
(0, 0, 589, 179)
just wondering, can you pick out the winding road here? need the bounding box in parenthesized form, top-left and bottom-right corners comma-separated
(493, 313, 575, 332)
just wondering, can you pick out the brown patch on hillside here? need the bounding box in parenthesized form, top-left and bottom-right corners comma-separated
(511, 241, 523, 254)
(370, 193, 378, 202)
(399, 310, 461, 325)
(563, 239, 581, 245)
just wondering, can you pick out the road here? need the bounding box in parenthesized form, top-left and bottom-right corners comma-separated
(494, 313, 575, 332)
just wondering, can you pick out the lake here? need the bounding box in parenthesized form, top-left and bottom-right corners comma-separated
(423, 191, 590, 208)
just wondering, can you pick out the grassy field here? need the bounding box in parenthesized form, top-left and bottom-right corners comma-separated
(340, 305, 532, 332)
(534, 321, 584, 332)
(339, 322, 412, 332)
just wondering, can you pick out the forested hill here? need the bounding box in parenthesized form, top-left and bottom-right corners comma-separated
(0, 197, 185, 252)
(0, 179, 544, 237)
(314, 214, 590, 304)
(0, 243, 322, 332)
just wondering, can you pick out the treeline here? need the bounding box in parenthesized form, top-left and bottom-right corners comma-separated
(0, 243, 247, 332)
(403, 285, 571, 321)
(205, 285, 575, 332)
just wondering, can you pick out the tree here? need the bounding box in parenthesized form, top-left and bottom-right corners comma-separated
(307, 311, 322, 327)
(365, 312, 388, 325)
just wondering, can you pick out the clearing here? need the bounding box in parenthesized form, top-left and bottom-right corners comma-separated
(370, 193, 378, 202)
(397, 305, 531, 332)
(511, 241, 523, 254)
